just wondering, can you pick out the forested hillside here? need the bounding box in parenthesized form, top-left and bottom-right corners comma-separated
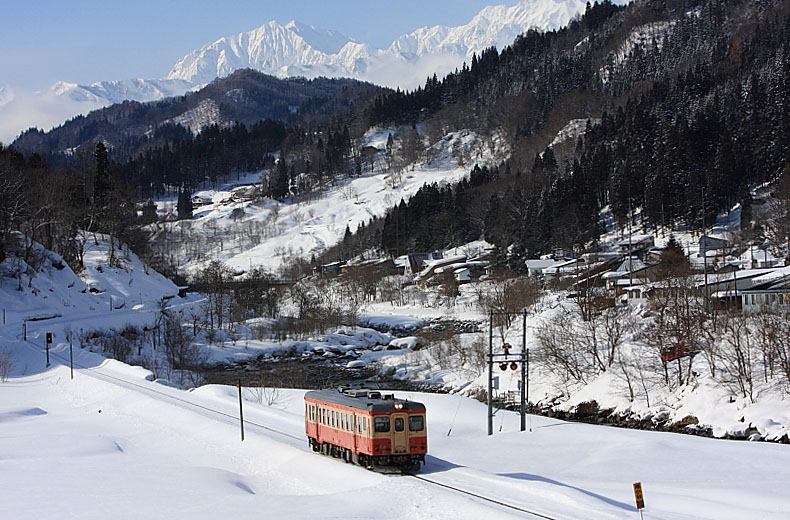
(11, 71, 383, 167)
(4, 0, 790, 273)
(335, 0, 790, 267)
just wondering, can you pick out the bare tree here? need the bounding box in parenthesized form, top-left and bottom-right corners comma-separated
(0, 348, 13, 382)
(475, 271, 543, 340)
(718, 312, 756, 402)
(195, 261, 233, 330)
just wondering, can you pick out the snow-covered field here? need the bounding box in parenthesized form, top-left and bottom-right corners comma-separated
(4, 334, 790, 519)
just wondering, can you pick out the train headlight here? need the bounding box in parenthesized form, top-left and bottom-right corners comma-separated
(394, 403, 403, 409)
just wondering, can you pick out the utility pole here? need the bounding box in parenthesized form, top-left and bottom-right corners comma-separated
(238, 380, 245, 442)
(702, 188, 710, 313)
(628, 196, 634, 291)
(520, 311, 527, 432)
(487, 313, 493, 436)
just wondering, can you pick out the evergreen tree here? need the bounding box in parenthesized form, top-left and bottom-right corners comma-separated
(177, 189, 193, 220)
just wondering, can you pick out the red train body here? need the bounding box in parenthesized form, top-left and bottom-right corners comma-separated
(304, 388, 427, 469)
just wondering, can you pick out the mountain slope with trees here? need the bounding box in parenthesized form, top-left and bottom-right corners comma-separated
(334, 0, 790, 267)
(11, 70, 384, 167)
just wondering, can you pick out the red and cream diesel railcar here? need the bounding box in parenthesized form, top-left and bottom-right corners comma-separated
(304, 388, 427, 469)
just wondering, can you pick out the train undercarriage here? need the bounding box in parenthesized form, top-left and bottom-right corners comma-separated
(308, 438, 424, 472)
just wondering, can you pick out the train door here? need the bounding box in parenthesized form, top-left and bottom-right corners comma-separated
(391, 413, 408, 454)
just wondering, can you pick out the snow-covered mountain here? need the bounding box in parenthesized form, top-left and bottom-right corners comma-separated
(2, 0, 628, 144)
(166, 0, 606, 87)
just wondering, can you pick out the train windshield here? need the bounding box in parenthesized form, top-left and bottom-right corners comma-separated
(394, 417, 404, 431)
(409, 415, 424, 432)
(374, 416, 390, 432)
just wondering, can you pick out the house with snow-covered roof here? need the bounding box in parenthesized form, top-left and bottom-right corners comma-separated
(699, 235, 729, 256)
(739, 266, 790, 313)
(404, 252, 443, 277)
(416, 255, 467, 283)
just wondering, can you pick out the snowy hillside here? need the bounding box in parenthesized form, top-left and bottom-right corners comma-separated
(152, 129, 495, 276)
(0, 233, 183, 329)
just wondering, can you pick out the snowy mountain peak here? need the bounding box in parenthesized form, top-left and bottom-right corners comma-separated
(283, 20, 354, 54)
(166, 0, 617, 89)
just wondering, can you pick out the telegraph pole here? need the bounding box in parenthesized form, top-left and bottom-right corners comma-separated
(487, 313, 493, 436)
(520, 310, 527, 432)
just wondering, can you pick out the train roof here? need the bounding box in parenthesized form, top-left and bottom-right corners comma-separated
(304, 388, 425, 412)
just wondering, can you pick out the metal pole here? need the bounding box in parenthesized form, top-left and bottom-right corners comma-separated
(238, 380, 245, 442)
(520, 311, 526, 432)
(23, 321, 26, 341)
(69, 336, 74, 380)
(487, 313, 493, 436)
(526, 349, 530, 407)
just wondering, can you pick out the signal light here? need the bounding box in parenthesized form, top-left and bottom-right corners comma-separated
(510, 362, 518, 371)
(499, 363, 508, 371)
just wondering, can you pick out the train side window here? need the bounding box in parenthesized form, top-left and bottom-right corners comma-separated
(409, 416, 424, 432)
(394, 417, 404, 432)
(374, 416, 390, 432)
(364, 417, 368, 431)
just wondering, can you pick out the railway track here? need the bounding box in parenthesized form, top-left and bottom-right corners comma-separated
(18, 335, 304, 444)
(20, 335, 564, 519)
(406, 473, 561, 520)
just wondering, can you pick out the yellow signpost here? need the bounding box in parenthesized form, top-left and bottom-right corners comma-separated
(633, 482, 645, 518)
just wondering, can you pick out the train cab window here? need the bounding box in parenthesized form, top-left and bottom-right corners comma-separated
(409, 416, 424, 432)
(374, 416, 390, 432)
(394, 417, 404, 432)
(363, 417, 367, 431)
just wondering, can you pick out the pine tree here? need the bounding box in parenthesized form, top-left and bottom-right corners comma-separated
(177, 189, 193, 220)
(93, 142, 111, 203)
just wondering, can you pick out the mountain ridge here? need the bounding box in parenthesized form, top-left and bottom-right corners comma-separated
(1, 0, 628, 143)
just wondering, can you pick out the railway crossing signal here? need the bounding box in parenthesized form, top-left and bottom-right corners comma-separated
(487, 311, 529, 435)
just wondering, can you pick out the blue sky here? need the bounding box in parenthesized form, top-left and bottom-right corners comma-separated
(1, 0, 509, 90)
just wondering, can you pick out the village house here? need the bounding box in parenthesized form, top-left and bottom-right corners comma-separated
(740, 266, 790, 313)
(403, 252, 444, 277)
(416, 255, 468, 283)
(699, 235, 729, 256)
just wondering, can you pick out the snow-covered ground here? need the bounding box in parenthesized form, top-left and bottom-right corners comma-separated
(3, 334, 790, 520)
(2, 174, 789, 518)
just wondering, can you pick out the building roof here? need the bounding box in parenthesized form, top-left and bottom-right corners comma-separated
(696, 267, 781, 287)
